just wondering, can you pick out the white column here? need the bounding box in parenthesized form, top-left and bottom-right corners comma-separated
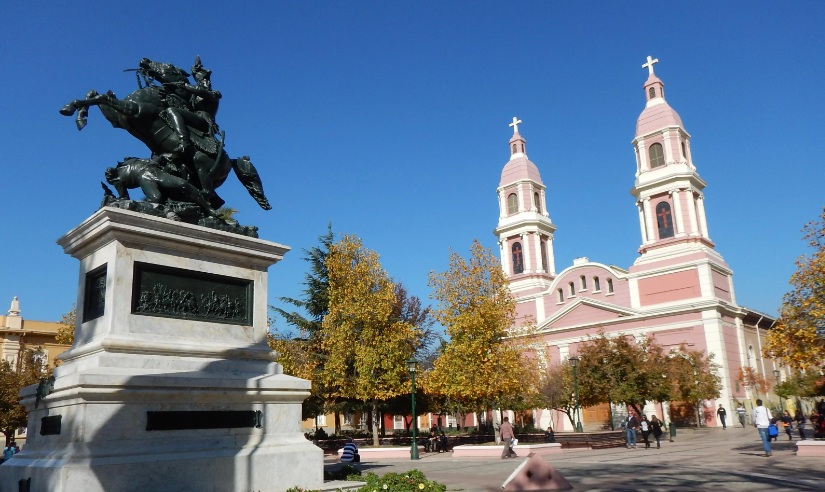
(499, 240, 509, 275)
(662, 129, 673, 164)
(517, 183, 525, 212)
(634, 145, 642, 177)
(520, 233, 532, 273)
(540, 189, 548, 217)
(637, 138, 648, 172)
(546, 235, 556, 275)
(499, 192, 506, 218)
(686, 140, 695, 169)
(643, 197, 656, 243)
(696, 194, 710, 239)
(669, 189, 684, 235)
(637, 201, 648, 244)
(686, 190, 699, 236)
(533, 233, 543, 272)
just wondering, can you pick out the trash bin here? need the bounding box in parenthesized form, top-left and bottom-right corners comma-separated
(669, 422, 676, 442)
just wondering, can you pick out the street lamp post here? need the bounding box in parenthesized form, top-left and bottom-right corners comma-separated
(407, 358, 419, 460)
(772, 369, 784, 413)
(569, 356, 583, 433)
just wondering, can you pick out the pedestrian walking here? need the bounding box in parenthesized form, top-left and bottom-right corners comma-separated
(640, 415, 651, 448)
(794, 410, 807, 440)
(717, 404, 727, 429)
(781, 411, 794, 441)
(752, 399, 773, 457)
(736, 403, 747, 428)
(500, 417, 517, 459)
(650, 415, 664, 449)
(623, 414, 639, 449)
(2, 444, 15, 464)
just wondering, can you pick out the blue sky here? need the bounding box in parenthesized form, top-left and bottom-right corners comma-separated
(1, 1, 823, 325)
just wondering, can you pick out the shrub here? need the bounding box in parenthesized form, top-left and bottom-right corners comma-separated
(354, 470, 447, 492)
(325, 465, 362, 481)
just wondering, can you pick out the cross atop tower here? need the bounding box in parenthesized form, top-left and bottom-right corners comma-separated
(642, 55, 659, 75)
(509, 117, 522, 135)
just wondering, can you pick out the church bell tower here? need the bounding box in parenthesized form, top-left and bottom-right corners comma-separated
(494, 118, 557, 295)
(630, 57, 719, 265)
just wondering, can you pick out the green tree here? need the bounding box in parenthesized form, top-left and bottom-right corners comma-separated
(216, 207, 239, 221)
(540, 362, 577, 429)
(576, 332, 673, 417)
(269, 225, 333, 423)
(320, 234, 419, 445)
(0, 345, 51, 446)
(669, 345, 723, 427)
(764, 207, 825, 370)
(55, 304, 76, 345)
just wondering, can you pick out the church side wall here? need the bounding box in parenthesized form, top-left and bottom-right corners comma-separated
(637, 268, 701, 306)
(711, 270, 732, 302)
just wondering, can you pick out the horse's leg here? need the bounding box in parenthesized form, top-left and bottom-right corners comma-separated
(233, 157, 272, 210)
(61, 92, 145, 130)
(191, 152, 218, 205)
(139, 179, 163, 203)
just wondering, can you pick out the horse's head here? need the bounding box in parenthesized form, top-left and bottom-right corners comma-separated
(138, 58, 190, 84)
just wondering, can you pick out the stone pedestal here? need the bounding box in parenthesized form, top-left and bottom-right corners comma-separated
(0, 208, 323, 492)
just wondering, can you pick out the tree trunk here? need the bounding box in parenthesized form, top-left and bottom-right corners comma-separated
(380, 411, 385, 436)
(372, 402, 380, 446)
(695, 400, 702, 428)
(334, 411, 341, 435)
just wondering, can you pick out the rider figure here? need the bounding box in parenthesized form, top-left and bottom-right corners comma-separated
(164, 56, 222, 154)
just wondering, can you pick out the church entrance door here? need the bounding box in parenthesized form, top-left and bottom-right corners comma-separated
(582, 403, 611, 430)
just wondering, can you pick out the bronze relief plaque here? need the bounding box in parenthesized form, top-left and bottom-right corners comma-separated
(131, 262, 253, 325)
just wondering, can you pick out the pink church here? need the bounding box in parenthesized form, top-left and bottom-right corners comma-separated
(496, 57, 780, 430)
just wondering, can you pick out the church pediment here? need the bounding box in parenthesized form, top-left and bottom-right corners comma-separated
(540, 298, 640, 330)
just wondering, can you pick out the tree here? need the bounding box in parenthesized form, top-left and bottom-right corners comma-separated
(0, 345, 51, 446)
(55, 304, 76, 346)
(540, 363, 577, 429)
(737, 366, 771, 398)
(774, 371, 825, 400)
(764, 207, 825, 370)
(269, 225, 334, 424)
(423, 239, 534, 435)
(216, 207, 239, 221)
(320, 234, 419, 445)
(575, 333, 673, 417)
(669, 345, 723, 427)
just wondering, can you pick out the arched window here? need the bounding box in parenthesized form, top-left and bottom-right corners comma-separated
(649, 143, 665, 168)
(507, 193, 519, 214)
(540, 241, 548, 272)
(747, 345, 755, 367)
(648, 87, 656, 99)
(593, 277, 600, 292)
(533, 192, 541, 213)
(568, 282, 575, 296)
(521, 143, 525, 153)
(511, 242, 524, 274)
(607, 278, 614, 294)
(557, 289, 564, 303)
(655, 201, 675, 239)
(512, 144, 517, 154)
(580, 275, 587, 290)
(680, 141, 686, 158)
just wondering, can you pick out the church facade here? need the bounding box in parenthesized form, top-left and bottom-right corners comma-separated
(495, 58, 781, 430)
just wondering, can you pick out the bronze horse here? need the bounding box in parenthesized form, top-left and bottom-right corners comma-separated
(59, 58, 271, 211)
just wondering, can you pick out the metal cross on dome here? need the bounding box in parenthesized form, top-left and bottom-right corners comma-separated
(642, 56, 659, 75)
(509, 117, 522, 135)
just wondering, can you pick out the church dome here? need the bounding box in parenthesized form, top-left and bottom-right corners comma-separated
(500, 156, 542, 187)
(636, 101, 684, 137)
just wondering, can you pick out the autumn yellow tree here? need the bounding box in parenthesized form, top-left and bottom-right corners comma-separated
(320, 234, 419, 445)
(764, 207, 825, 370)
(55, 304, 76, 346)
(423, 239, 532, 419)
(1, 345, 51, 446)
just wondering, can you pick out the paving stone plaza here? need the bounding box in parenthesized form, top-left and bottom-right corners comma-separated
(326, 428, 824, 491)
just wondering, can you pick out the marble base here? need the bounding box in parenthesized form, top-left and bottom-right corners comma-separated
(796, 441, 825, 457)
(451, 443, 562, 457)
(0, 209, 324, 492)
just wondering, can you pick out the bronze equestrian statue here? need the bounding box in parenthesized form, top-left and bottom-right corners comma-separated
(59, 57, 271, 236)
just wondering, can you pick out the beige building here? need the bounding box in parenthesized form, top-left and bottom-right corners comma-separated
(1, 297, 72, 445)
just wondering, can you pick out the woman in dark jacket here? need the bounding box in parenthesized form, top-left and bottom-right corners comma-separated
(649, 415, 664, 449)
(781, 411, 794, 441)
(794, 410, 807, 440)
